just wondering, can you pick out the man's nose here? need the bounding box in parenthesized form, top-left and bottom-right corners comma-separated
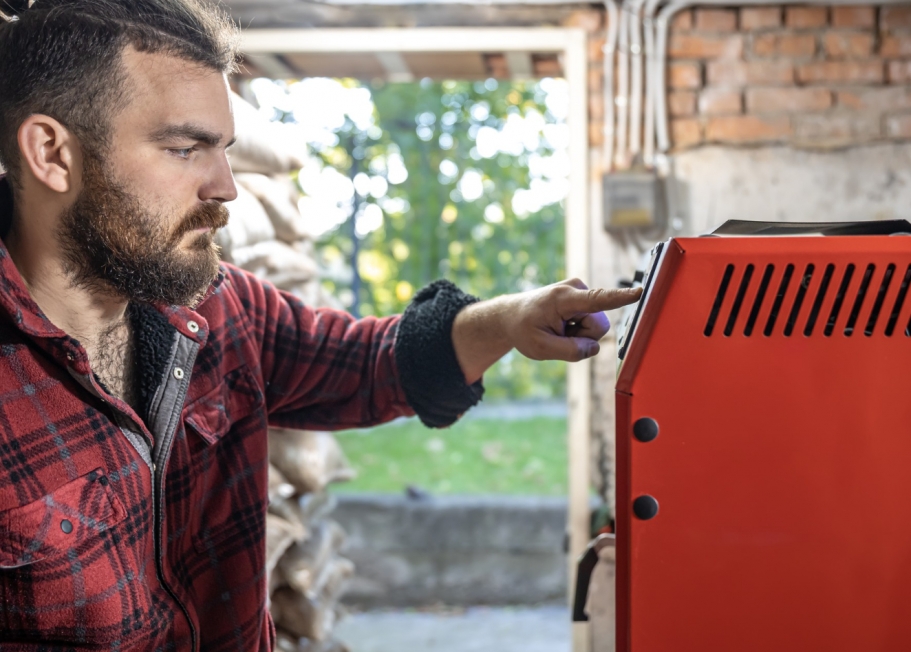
(201, 152, 238, 204)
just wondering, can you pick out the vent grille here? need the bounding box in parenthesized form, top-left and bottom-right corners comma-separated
(704, 263, 911, 337)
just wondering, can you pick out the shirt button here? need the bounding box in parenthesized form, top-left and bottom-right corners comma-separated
(61, 519, 73, 534)
(152, 463, 158, 473)
(173, 367, 185, 380)
(187, 321, 200, 333)
(99, 476, 109, 486)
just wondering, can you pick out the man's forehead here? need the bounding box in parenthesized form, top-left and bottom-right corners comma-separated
(118, 47, 234, 142)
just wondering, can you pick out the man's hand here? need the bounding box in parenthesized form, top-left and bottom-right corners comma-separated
(452, 279, 643, 384)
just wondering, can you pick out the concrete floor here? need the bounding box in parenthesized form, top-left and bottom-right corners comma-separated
(335, 605, 570, 652)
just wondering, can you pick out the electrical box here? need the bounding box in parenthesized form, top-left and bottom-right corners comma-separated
(603, 171, 666, 231)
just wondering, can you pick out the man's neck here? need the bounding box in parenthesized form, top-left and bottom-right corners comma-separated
(5, 196, 136, 404)
(5, 196, 129, 342)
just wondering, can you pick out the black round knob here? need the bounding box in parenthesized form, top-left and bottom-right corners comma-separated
(633, 495, 659, 520)
(633, 417, 659, 443)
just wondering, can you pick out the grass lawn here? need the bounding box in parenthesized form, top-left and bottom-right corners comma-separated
(331, 416, 568, 496)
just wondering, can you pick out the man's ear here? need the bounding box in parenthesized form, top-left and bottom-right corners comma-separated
(17, 114, 80, 194)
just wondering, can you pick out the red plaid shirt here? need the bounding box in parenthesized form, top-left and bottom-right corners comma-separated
(0, 179, 481, 650)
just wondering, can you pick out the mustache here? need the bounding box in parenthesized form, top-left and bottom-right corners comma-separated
(172, 202, 230, 241)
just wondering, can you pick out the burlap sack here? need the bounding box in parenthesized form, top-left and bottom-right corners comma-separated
(266, 514, 303, 580)
(268, 429, 356, 495)
(298, 492, 337, 524)
(269, 464, 296, 504)
(230, 93, 306, 175)
(278, 520, 347, 598)
(235, 173, 314, 243)
(275, 632, 350, 652)
(271, 588, 338, 641)
(230, 240, 319, 282)
(268, 495, 308, 542)
(217, 183, 277, 260)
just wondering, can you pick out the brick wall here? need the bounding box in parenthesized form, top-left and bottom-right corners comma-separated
(668, 4, 911, 149)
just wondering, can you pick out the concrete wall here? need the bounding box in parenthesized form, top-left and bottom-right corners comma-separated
(334, 494, 570, 607)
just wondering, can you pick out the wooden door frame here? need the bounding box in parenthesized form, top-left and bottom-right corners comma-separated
(241, 27, 593, 652)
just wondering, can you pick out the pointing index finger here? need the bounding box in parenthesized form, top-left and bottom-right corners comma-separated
(560, 286, 643, 315)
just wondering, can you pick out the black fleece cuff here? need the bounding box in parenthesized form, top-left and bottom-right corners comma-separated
(394, 279, 485, 428)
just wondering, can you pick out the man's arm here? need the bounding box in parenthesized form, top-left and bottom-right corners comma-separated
(452, 278, 643, 384)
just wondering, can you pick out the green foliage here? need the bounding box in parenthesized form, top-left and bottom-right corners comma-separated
(332, 416, 568, 496)
(260, 76, 568, 399)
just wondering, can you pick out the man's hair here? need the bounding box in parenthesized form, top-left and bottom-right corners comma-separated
(0, 0, 239, 185)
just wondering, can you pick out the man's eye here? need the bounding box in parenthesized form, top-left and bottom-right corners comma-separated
(170, 147, 196, 159)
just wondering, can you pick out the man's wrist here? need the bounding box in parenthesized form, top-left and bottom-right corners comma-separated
(452, 295, 516, 384)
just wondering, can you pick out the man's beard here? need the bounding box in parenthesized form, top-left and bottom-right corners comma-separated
(58, 155, 229, 307)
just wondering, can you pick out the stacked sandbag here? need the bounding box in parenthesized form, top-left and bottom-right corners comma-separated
(267, 428, 357, 652)
(223, 93, 354, 649)
(220, 93, 342, 310)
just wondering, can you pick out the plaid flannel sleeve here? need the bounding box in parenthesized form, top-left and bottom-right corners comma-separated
(224, 267, 483, 430)
(224, 265, 413, 430)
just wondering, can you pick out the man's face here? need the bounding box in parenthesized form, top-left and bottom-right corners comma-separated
(59, 47, 237, 307)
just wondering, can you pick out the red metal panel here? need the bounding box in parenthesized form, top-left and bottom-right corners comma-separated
(616, 235, 911, 652)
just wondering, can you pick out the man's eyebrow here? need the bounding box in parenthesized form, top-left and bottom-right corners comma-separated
(150, 124, 232, 148)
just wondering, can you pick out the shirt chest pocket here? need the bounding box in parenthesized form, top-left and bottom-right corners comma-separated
(184, 364, 264, 447)
(0, 468, 126, 569)
(0, 469, 135, 644)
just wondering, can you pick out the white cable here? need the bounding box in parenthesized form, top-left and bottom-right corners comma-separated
(628, 0, 648, 160)
(603, 0, 620, 171)
(615, 1, 631, 169)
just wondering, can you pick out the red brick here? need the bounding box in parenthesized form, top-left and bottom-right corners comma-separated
(669, 91, 697, 117)
(797, 60, 884, 84)
(881, 6, 911, 31)
(588, 36, 607, 62)
(752, 33, 817, 58)
(793, 113, 881, 145)
(824, 32, 875, 58)
(563, 9, 603, 32)
(669, 34, 743, 59)
(785, 6, 828, 29)
(747, 87, 832, 112)
(706, 114, 792, 143)
(671, 118, 703, 148)
(888, 61, 911, 84)
(837, 87, 911, 111)
(699, 88, 743, 114)
(707, 60, 794, 86)
(885, 113, 911, 138)
(740, 7, 782, 31)
(670, 9, 693, 32)
(881, 35, 911, 58)
(669, 61, 702, 89)
(695, 8, 738, 32)
(831, 6, 875, 29)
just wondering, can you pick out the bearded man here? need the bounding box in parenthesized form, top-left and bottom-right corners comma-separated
(0, 1, 641, 650)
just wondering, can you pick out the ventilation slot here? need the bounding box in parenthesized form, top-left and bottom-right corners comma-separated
(784, 264, 815, 337)
(886, 265, 911, 336)
(764, 264, 795, 337)
(724, 265, 754, 336)
(864, 264, 896, 336)
(804, 264, 835, 336)
(744, 264, 774, 337)
(824, 264, 855, 337)
(844, 264, 875, 336)
(705, 264, 735, 337)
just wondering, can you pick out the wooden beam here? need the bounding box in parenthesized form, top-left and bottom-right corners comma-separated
(505, 51, 534, 80)
(241, 27, 576, 53)
(375, 52, 414, 82)
(563, 27, 593, 652)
